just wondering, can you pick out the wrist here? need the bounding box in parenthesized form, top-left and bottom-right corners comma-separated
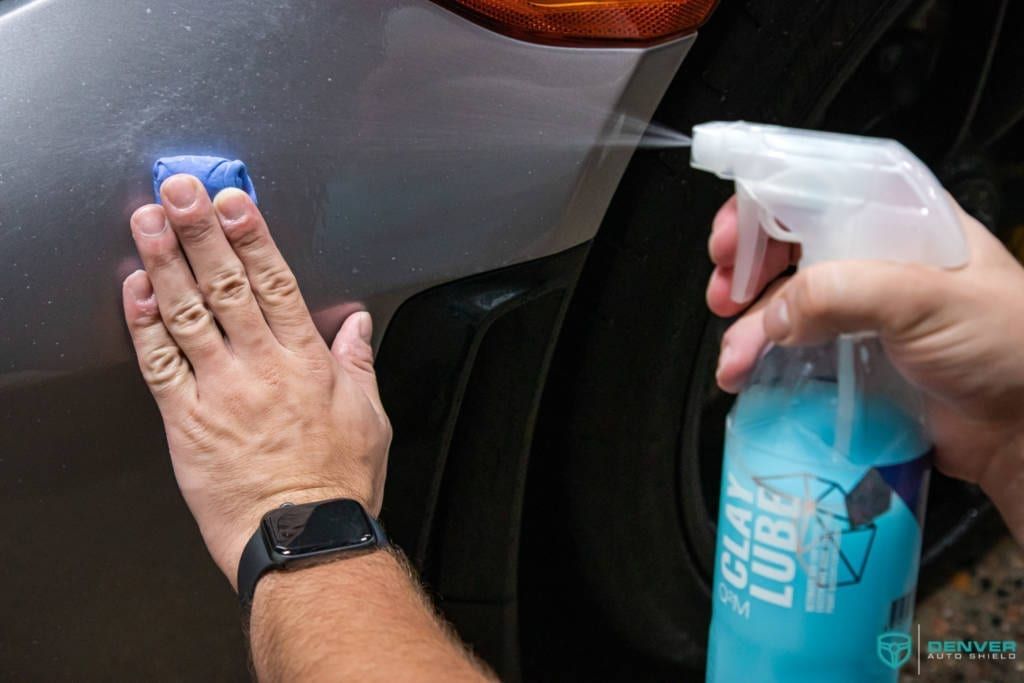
(218, 486, 377, 592)
(253, 547, 398, 609)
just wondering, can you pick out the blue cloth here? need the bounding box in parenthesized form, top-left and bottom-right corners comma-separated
(152, 156, 258, 204)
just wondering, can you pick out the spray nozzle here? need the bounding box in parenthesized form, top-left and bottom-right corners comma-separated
(691, 121, 969, 304)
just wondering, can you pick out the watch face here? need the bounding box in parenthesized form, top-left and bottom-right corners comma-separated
(262, 499, 376, 556)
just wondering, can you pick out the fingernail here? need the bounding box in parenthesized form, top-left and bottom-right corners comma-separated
(214, 189, 249, 222)
(132, 206, 167, 236)
(162, 175, 198, 210)
(126, 270, 153, 302)
(766, 298, 792, 340)
(356, 311, 372, 343)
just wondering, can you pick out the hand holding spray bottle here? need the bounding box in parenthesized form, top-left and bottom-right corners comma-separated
(689, 122, 968, 682)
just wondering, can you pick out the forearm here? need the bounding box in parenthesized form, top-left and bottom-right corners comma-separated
(980, 431, 1024, 545)
(249, 550, 493, 682)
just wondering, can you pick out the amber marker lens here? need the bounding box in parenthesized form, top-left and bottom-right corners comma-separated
(433, 0, 719, 46)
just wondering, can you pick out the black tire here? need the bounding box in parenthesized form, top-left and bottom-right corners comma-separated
(521, 0, 914, 678)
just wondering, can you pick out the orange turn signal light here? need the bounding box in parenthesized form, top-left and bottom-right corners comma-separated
(434, 0, 719, 46)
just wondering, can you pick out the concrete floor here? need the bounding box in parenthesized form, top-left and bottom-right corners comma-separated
(901, 534, 1023, 682)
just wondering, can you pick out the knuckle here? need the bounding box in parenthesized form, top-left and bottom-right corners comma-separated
(886, 265, 939, 335)
(141, 344, 189, 392)
(173, 212, 217, 243)
(254, 265, 299, 305)
(795, 266, 836, 320)
(146, 244, 182, 271)
(167, 296, 213, 334)
(227, 217, 265, 251)
(344, 343, 376, 374)
(130, 306, 163, 330)
(205, 267, 252, 307)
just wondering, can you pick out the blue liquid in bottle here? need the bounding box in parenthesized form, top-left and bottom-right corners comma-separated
(706, 340, 930, 682)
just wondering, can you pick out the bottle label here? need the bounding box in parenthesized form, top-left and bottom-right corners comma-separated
(706, 442, 930, 682)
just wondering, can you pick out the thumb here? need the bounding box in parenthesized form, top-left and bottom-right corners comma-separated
(763, 260, 950, 346)
(331, 311, 387, 418)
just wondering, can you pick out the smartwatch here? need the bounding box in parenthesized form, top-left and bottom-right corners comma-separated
(237, 498, 389, 607)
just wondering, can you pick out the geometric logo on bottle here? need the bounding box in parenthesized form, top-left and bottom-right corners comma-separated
(876, 631, 912, 669)
(753, 473, 877, 587)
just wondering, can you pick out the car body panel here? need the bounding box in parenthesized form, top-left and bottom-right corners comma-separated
(0, 0, 693, 677)
(1, 0, 692, 379)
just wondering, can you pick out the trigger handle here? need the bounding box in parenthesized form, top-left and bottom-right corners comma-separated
(730, 182, 769, 304)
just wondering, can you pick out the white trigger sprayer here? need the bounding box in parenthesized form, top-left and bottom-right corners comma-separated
(690, 122, 969, 683)
(691, 121, 967, 303)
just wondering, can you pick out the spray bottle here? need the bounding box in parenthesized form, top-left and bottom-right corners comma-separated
(689, 122, 968, 682)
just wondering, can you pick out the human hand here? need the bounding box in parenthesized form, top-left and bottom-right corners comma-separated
(122, 175, 392, 588)
(707, 195, 1024, 540)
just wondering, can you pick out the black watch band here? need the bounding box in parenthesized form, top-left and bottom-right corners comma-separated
(237, 498, 388, 607)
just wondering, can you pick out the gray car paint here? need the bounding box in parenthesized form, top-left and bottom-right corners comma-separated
(1, 0, 692, 380)
(0, 0, 693, 676)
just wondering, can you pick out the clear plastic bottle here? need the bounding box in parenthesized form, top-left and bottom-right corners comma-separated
(707, 337, 930, 681)
(689, 122, 968, 682)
